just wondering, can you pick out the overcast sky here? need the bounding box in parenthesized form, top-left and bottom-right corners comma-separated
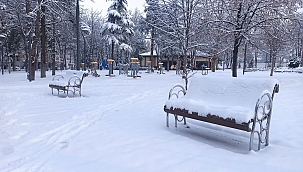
(80, 0, 146, 15)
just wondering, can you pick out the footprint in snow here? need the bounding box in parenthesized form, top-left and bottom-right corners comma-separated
(0, 142, 14, 157)
(59, 141, 69, 149)
(9, 131, 29, 139)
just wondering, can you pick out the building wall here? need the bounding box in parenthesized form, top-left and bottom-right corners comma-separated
(141, 56, 159, 68)
(140, 55, 212, 70)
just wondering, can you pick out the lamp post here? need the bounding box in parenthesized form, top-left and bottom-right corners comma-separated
(81, 24, 91, 72)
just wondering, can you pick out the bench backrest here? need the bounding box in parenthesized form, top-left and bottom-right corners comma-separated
(65, 70, 83, 78)
(185, 76, 279, 109)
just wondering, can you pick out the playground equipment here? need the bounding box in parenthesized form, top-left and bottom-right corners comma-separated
(106, 59, 115, 77)
(129, 58, 140, 78)
(89, 62, 100, 77)
(146, 61, 152, 73)
(158, 62, 165, 74)
(81, 63, 85, 71)
(119, 63, 129, 75)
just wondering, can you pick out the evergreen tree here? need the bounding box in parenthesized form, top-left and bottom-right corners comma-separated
(102, 0, 134, 63)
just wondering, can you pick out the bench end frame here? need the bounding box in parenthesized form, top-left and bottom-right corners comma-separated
(249, 92, 273, 151)
(167, 85, 186, 127)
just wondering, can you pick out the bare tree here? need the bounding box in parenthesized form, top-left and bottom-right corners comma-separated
(208, 0, 302, 77)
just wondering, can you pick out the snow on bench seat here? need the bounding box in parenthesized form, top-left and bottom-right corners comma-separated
(49, 71, 84, 86)
(165, 76, 278, 124)
(49, 70, 87, 97)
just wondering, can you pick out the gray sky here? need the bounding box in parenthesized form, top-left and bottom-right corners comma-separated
(81, 0, 146, 14)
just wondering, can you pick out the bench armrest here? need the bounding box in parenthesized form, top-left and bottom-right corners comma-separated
(274, 84, 279, 93)
(52, 75, 64, 81)
(168, 85, 186, 100)
(271, 84, 279, 100)
(68, 76, 81, 87)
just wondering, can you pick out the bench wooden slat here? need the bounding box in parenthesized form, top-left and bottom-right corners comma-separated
(164, 106, 251, 132)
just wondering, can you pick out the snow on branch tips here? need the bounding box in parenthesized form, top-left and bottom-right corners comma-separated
(119, 43, 132, 52)
(104, 35, 119, 45)
(102, 22, 121, 32)
(108, 10, 121, 18)
(122, 18, 134, 27)
(81, 22, 91, 35)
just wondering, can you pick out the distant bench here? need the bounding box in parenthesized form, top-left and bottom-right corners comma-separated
(164, 76, 279, 151)
(49, 71, 88, 97)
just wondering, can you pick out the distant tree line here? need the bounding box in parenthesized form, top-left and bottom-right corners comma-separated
(0, 0, 302, 81)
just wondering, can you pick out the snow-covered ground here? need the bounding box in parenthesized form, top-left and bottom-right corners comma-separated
(0, 69, 302, 172)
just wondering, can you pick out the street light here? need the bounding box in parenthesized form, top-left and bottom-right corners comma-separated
(81, 25, 90, 71)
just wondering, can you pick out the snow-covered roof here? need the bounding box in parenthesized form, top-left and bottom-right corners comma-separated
(139, 51, 157, 56)
(196, 51, 212, 57)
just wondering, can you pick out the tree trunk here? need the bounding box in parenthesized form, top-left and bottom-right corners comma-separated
(232, 37, 241, 77)
(23, 39, 29, 72)
(76, 0, 80, 70)
(255, 51, 258, 68)
(40, 2, 46, 78)
(270, 46, 276, 76)
(182, 52, 188, 90)
(111, 40, 114, 60)
(243, 42, 247, 75)
(270, 56, 275, 76)
(30, 5, 41, 81)
(52, 16, 56, 75)
(167, 57, 170, 71)
(24, 0, 30, 74)
(63, 45, 67, 70)
(150, 27, 154, 68)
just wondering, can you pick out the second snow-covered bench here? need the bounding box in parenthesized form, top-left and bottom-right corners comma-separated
(49, 71, 88, 97)
(164, 76, 279, 151)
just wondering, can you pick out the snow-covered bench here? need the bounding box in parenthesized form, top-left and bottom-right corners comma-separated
(49, 71, 88, 97)
(164, 76, 279, 151)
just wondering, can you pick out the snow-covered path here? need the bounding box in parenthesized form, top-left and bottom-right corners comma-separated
(0, 70, 302, 172)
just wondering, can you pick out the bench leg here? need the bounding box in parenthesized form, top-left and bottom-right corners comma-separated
(183, 117, 190, 128)
(172, 115, 189, 128)
(166, 113, 170, 127)
(249, 131, 261, 151)
(51, 88, 53, 94)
